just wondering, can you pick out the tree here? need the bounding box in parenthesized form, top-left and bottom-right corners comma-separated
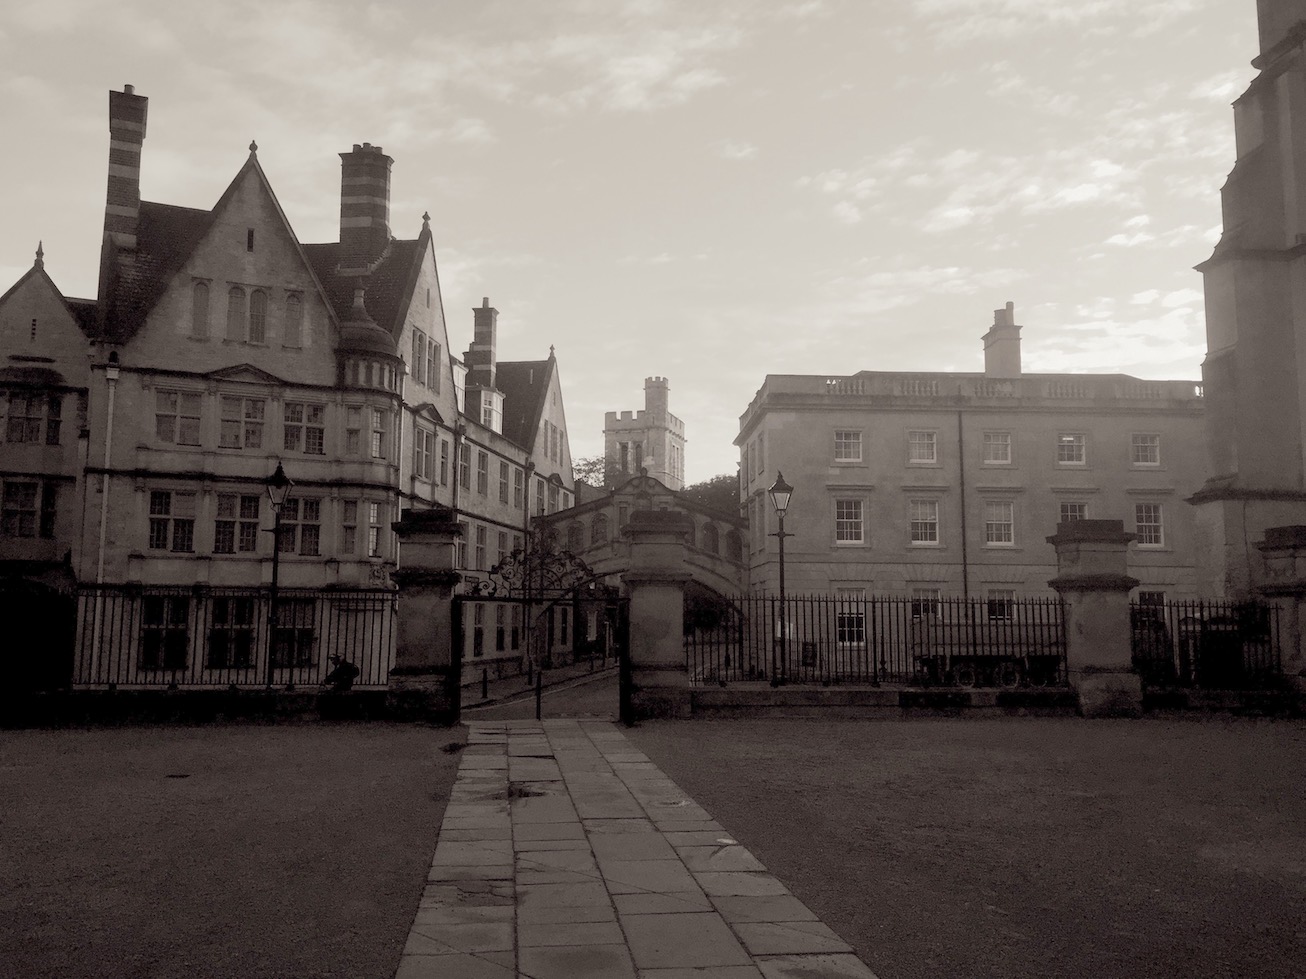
(572, 454, 624, 488)
(679, 473, 739, 516)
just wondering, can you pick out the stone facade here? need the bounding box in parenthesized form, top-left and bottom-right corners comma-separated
(0, 250, 92, 584)
(738, 303, 1207, 605)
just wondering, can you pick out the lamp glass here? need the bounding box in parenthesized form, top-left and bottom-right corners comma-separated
(768, 471, 794, 518)
(266, 463, 294, 510)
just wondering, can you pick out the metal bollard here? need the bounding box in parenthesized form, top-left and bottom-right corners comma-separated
(535, 667, 543, 721)
(482, 668, 489, 700)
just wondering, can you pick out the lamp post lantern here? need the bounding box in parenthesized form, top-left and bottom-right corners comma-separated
(265, 462, 294, 688)
(768, 471, 794, 687)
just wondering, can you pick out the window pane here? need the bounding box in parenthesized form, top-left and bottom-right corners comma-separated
(834, 430, 861, 462)
(908, 431, 936, 463)
(248, 290, 267, 343)
(1057, 433, 1085, 464)
(284, 294, 303, 347)
(982, 431, 1011, 463)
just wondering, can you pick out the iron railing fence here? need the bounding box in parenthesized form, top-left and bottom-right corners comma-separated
(1130, 599, 1282, 690)
(73, 584, 396, 689)
(686, 594, 1066, 688)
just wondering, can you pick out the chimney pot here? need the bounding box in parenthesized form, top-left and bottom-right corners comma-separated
(983, 301, 1022, 378)
(124, 84, 134, 94)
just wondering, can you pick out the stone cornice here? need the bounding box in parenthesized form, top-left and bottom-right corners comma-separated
(1048, 572, 1140, 593)
(392, 568, 461, 588)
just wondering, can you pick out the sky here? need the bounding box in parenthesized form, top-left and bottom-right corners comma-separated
(0, 0, 1258, 483)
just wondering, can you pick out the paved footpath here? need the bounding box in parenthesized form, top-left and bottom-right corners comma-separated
(394, 718, 878, 979)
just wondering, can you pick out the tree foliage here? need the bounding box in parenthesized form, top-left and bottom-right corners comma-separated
(679, 473, 739, 516)
(572, 455, 622, 487)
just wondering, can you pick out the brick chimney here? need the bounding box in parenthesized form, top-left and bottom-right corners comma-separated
(339, 142, 393, 269)
(465, 297, 498, 391)
(104, 85, 148, 251)
(982, 301, 1022, 378)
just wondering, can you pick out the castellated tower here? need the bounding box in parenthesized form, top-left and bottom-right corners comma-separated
(603, 377, 686, 490)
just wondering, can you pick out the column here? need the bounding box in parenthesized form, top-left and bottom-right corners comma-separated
(388, 508, 462, 723)
(1256, 525, 1306, 691)
(624, 510, 694, 719)
(1047, 519, 1142, 718)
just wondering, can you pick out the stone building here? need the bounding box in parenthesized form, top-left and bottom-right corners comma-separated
(603, 376, 686, 490)
(737, 303, 1207, 608)
(1191, 0, 1306, 598)
(0, 85, 575, 686)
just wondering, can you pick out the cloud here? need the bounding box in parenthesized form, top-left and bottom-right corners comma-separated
(447, 118, 494, 144)
(910, 0, 1198, 45)
(831, 201, 863, 225)
(777, 1, 828, 20)
(1191, 69, 1252, 103)
(716, 140, 758, 161)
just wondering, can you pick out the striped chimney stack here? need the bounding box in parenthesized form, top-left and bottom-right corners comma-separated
(339, 142, 393, 269)
(104, 85, 148, 251)
(465, 297, 499, 391)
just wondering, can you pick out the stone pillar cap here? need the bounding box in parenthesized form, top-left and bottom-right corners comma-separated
(393, 506, 462, 538)
(1047, 519, 1135, 547)
(1259, 524, 1306, 550)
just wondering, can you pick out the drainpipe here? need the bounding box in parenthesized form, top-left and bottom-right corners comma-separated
(89, 352, 119, 685)
(95, 354, 119, 587)
(394, 363, 406, 571)
(957, 410, 969, 601)
(522, 460, 536, 674)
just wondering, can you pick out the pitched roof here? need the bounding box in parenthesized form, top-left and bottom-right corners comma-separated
(496, 358, 551, 450)
(89, 148, 429, 353)
(302, 237, 423, 338)
(98, 201, 213, 342)
(65, 298, 98, 335)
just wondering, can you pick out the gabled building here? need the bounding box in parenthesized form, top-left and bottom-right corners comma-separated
(0, 245, 94, 593)
(0, 85, 575, 688)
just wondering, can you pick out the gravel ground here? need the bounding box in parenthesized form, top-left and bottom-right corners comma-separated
(0, 723, 464, 979)
(627, 716, 1306, 979)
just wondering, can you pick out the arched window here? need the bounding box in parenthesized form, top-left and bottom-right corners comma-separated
(191, 281, 209, 338)
(567, 522, 585, 553)
(248, 290, 268, 343)
(591, 513, 609, 546)
(725, 529, 743, 563)
(703, 523, 720, 555)
(226, 286, 246, 341)
(284, 294, 302, 347)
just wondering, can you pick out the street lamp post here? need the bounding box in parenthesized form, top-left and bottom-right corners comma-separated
(768, 471, 794, 687)
(265, 462, 294, 688)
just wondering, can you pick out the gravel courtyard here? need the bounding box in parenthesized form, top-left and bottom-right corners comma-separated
(0, 723, 464, 979)
(628, 716, 1306, 979)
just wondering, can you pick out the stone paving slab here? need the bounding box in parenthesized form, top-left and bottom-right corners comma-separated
(393, 720, 879, 978)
